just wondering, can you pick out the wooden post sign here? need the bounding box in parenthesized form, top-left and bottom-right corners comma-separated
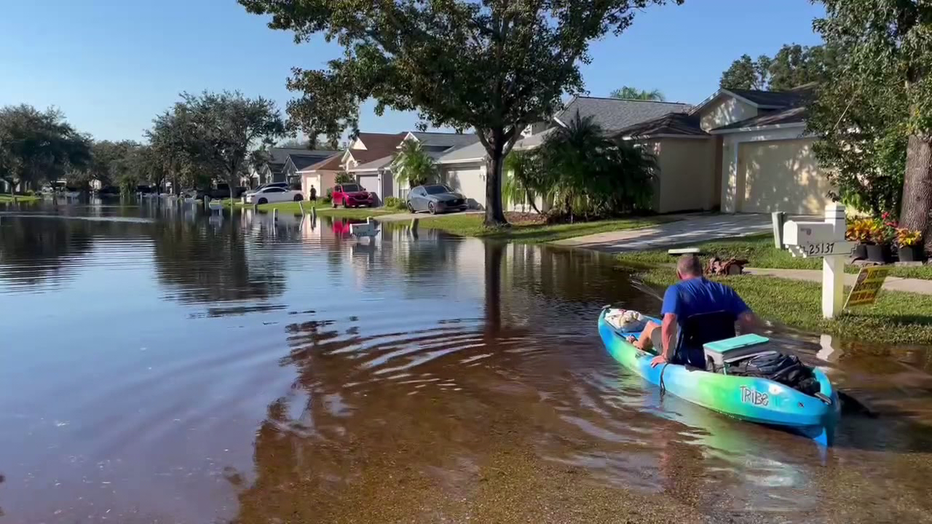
(844, 267, 890, 308)
(783, 204, 855, 319)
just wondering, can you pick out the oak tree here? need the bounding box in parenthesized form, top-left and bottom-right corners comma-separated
(239, 0, 677, 226)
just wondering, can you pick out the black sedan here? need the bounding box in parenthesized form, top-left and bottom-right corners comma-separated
(406, 184, 469, 214)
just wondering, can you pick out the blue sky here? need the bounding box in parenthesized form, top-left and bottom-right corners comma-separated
(0, 0, 825, 142)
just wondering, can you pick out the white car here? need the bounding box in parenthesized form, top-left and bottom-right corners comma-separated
(245, 186, 304, 205)
(245, 182, 289, 197)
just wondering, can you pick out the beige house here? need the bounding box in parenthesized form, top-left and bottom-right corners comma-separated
(619, 86, 831, 215)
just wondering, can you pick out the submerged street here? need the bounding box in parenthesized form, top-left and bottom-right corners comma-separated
(1, 202, 932, 523)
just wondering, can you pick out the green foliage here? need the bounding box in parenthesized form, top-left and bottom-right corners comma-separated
(0, 104, 91, 193)
(719, 45, 838, 91)
(88, 140, 141, 191)
(391, 140, 437, 188)
(158, 91, 286, 198)
(537, 113, 656, 220)
(806, 2, 924, 222)
(384, 196, 406, 210)
(609, 86, 666, 101)
(503, 149, 545, 212)
(239, 0, 679, 226)
(334, 171, 354, 184)
(719, 55, 767, 90)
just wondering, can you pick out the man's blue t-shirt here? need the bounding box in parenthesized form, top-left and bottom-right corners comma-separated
(661, 277, 749, 320)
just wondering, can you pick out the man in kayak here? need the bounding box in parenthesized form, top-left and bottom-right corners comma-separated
(627, 254, 759, 368)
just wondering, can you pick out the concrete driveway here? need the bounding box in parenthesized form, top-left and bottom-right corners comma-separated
(555, 213, 775, 252)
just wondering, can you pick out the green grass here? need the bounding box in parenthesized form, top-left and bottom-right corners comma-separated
(411, 214, 677, 244)
(223, 199, 393, 219)
(616, 233, 932, 280)
(626, 265, 932, 345)
(0, 194, 41, 203)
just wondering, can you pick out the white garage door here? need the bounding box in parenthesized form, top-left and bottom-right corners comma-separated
(443, 165, 485, 209)
(358, 174, 382, 202)
(738, 138, 833, 215)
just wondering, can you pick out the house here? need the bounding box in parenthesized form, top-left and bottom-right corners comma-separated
(617, 85, 827, 215)
(299, 154, 344, 200)
(434, 96, 693, 210)
(245, 148, 338, 188)
(342, 132, 407, 203)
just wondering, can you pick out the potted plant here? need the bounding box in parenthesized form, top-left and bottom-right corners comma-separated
(864, 215, 896, 262)
(847, 218, 872, 259)
(896, 228, 925, 262)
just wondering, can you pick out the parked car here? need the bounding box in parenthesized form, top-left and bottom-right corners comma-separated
(406, 184, 468, 214)
(245, 186, 304, 205)
(246, 182, 289, 196)
(331, 183, 377, 208)
(196, 183, 248, 200)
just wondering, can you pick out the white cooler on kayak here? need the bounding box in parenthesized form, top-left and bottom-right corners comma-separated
(703, 334, 776, 373)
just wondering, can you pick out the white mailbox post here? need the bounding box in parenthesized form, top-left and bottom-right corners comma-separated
(782, 204, 855, 319)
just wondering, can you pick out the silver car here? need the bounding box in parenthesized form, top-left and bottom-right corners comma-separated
(406, 184, 469, 214)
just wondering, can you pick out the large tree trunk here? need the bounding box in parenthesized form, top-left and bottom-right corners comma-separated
(901, 136, 932, 251)
(484, 141, 508, 227)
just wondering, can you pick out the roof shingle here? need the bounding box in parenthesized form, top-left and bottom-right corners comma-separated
(616, 113, 708, 138)
(556, 97, 692, 133)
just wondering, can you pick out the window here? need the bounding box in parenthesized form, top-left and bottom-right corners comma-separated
(265, 188, 286, 193)
(423, 185, 452, 195)
(341, 184, 361, 192)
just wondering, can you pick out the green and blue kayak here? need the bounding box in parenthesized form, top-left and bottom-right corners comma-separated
(598, 308, 840, 446)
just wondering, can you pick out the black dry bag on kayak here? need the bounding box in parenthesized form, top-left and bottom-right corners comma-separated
(730, 352, 821, 396)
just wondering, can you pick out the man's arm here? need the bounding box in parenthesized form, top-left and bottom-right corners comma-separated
(651, 312, 677, 367)
(737, 310, 761, 332)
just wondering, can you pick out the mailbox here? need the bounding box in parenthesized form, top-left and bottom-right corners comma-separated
(781, 203, 852, 319)
(782, 205, 855, 259)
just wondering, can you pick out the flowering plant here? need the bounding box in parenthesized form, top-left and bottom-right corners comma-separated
(846, 218, 873, 243)
(868, 213, 899, 245)
(896, 228, 923, 248)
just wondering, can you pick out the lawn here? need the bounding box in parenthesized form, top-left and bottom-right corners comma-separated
(223, 199, 394, 219)
(0, 194, 41, 203)
(616, 233, 932, 280)
(626, 265, 932, 345)
(411, 213, 677, 244)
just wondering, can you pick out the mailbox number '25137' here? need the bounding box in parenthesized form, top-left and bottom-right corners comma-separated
(807, 242, 835, 256)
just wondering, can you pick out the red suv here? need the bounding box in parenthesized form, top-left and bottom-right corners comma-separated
(332, 183, 376, 208)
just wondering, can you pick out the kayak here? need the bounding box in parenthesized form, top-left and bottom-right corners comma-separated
(598, 308, 840, 446)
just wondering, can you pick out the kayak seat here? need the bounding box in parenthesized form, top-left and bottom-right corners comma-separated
(677, 311, 736, 368)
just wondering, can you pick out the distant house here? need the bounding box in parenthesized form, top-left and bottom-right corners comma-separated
(615, 85, 824, 214)
(298, 154, 343, 200)
(435, 96, 693, 211)
(245, 148, 338, 189)
(434, 88, 827, 215)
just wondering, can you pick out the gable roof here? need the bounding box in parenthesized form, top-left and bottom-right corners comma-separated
(555, 96, 692, 133)
(436, 141, 487, 164)
(288, 152, 337, 171)
(353, 155, 394, 172)
(405, 131, 480, 150)
(349, 132, 405, 163)
(267, 147, 335, 164)
(299, 154, 344, 173)
(616, 112, 709, 139)
(709, 106, 808, 134)
(727, 89, 809, 108)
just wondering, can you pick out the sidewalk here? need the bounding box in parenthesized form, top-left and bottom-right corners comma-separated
(555, 213, 774, 252)
(746, 267, 932, 295)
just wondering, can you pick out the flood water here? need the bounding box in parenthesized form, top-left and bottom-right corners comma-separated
(1, 201, 932, 523)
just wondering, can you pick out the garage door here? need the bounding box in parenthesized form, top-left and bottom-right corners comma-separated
(302, 174, 320, 199)
(443, 166, 485, 209)
(357, 174, 382, 203)
(738, 138, 833, 215)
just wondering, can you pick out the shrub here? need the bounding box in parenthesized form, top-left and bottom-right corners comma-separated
(384, 196, 406, 210)
(321, 195, 332, 204)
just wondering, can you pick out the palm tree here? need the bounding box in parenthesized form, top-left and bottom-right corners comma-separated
(391, 140, 437, 188)
(503, 150, 544, 213)
(609, 86, 666, 101)
(538, 112, 657, 219)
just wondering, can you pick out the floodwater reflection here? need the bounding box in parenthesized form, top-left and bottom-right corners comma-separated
(0, 203, 931, 523)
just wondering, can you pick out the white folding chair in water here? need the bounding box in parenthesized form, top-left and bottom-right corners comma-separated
(350, 217, 380, 242)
